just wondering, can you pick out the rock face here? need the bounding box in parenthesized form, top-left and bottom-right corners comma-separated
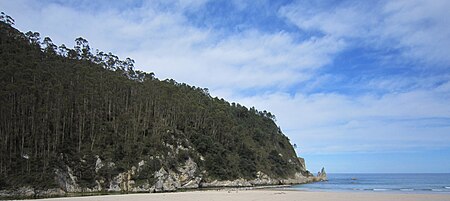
(54, 166, 81, 193)
(297, 157, 307, 172)
(201, 178, 252, 188)
(1, 157, 326, 198)
(101, 157, 203, 193)
(316, 167, 328, 181)
(177, 158, 202, 189)
(249, 171, 279, 186)
(153, 167, 180, 192)
(80, 156, 324, 192)
(0, 187, 65, 199)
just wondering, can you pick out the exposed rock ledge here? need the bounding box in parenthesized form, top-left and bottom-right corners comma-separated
(0, 158, 326, 198)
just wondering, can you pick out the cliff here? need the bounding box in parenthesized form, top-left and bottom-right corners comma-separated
(0, 19, 326, 199)
(0, 157, 326, 198)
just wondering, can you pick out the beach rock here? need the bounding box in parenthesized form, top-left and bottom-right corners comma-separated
(201, 178, 252, 188)
(0, 187, 36, 198)
(130, 184, 151, 192)
(108, 167, 137, 192)
(137, 160, 145, 172)
(8, 154, 326, 197)
(54, 166, 81, 192)
(35, 188, 65, 197)
(181, 177, 202, 189)
(281, 172, 309, 184)
(177, 158, 201, 188)
(108, 173, 124, 192)
(249, 171, 279, 186)
(316, 167, 327, 181)
(153, 167, 180, 192)
(95, 155, 104, 173)
(178, 158, 197, 182)
(16, 187, 35, 197)
(0, 187, 65, 198)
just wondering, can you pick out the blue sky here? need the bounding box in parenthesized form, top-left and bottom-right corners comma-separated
(2, 0, 450, 173)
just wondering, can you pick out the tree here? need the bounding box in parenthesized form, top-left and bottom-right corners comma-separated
(25, 31, 40, 45)
(58, 44, 69, 57)
(74, 37, 92, 59)
(42, 37, 57, 54)
(0, 12, 14, 25)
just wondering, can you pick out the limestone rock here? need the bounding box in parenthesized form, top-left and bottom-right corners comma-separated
(181, 177, 202, 189)
(317, 167, 327, 181)
(153, 167, 180, 192)
(95, 155, 104, 173)
(281, 172, 309, 184)
(137, 160, 145, 172)
(201, 178, 252, 188)
(54, 166, 80, 193)
(249, 171, 279, 186)
(36, 188, 65, 197)
(108, 169, 133, 192)
(17, 187, 35, 197)
(0, 187, 66, 198)
(108, 173, 124, 192)
(297, 157, 307, 172)
(177, 158, 198, 186)
(8, 153, 325, 197)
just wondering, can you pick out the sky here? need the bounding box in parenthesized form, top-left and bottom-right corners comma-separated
(1, 0, 450, 173)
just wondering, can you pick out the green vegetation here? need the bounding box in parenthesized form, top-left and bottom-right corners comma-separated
(0, 16, 304, 190)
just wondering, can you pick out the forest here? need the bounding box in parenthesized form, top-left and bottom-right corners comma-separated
(0, 14, 305, 190)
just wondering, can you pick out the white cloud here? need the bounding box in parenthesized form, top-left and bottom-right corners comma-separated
(280, 0, 450, 66)
(135, 31, 344, 90)
(228, 84, 450, 154)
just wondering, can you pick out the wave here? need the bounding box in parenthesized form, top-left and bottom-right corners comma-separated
(445, 187, 450, 189)
(432, 189, 444, 192)
(400, 189, 414, 191)
(372, 189, 389, 191)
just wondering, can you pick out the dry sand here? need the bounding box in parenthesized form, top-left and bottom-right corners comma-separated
(20, 190, 450, 201)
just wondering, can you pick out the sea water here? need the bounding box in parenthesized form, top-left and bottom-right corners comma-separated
(291, 173, 450, 194)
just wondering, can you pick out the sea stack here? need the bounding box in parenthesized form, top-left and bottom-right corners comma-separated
(317, 167, 328, 181)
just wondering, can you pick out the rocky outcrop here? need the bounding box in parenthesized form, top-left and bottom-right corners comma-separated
(153, 167, 180, 192)
(2, 156, 326, 198)
(201, 178, 252, 188)
(316, 167, 327, 181)
(54, 166, 81, 192)
(0, 187, 65, 199)
(106, 157, 203, 193)
(249, 171, 280, 186)
(201, 170, 324, 188)
(177, 158, 202, 189)
(297, 157, 307, 172)
(95, 155, 104, 173)
(152, 157, 202, 192)
(101, 156, 324, 191)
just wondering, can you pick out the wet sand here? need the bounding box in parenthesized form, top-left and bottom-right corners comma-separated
(21, 190, 450, 201)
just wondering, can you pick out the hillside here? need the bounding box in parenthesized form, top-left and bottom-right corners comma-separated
(0, 18, 323, 198)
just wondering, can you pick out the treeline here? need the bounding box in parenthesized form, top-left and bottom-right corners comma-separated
(0, 17, 302, 190)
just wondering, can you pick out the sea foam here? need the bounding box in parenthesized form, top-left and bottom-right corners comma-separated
(400, 189, 414, 191)
(373, 189, 389, 191)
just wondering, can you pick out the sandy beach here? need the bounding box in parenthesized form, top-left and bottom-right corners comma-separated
(20, 190, 450, 201)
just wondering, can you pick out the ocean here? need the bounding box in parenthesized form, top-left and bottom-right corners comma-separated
(290, 173, 450, 194)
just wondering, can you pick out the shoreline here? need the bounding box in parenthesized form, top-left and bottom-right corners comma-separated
(3, 184, 450, 200)
(0, 173, 326, 199)
(17, 189, 450, 201)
